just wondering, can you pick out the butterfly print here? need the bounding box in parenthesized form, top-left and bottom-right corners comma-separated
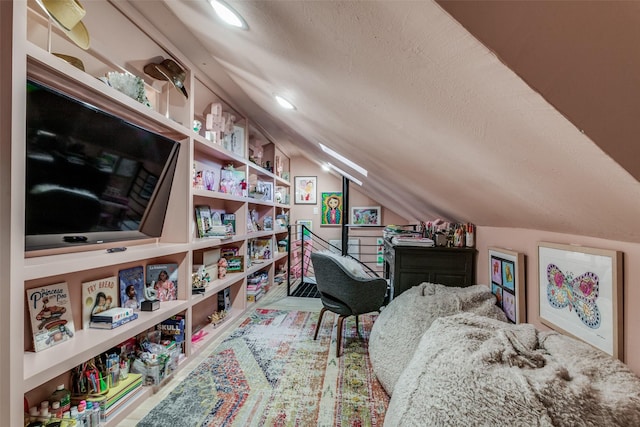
(546, 263, 601, 329)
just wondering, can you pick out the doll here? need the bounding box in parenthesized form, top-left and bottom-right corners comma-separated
(218, 257, 228, 279)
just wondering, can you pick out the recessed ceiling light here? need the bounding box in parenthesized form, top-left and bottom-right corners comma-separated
(275, 95, 296, 110)
(208, 0, 248, 30)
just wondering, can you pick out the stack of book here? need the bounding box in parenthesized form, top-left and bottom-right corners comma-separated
(90, 307, 138, 330)
(87, 373, 143, 422)
(390, 236, 435, 247)
(247, 273, 268, 302)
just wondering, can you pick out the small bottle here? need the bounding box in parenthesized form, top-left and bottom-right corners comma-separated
(51, 401, 62, 419)
(465, 223, 475, 247)
(85, 401, 93, 427)
(90, 400, 101, 427)
(78, 400, 87, 427)
(50, 384, 71, 414)
(69, 406, 79, 426)
(28, 406, 39, 420)
(39, 407, 51, 421)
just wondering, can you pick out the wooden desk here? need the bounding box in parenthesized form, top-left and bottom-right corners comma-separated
(384, 240, 476, 300)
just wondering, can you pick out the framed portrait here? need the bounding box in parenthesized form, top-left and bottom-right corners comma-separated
(489, 247, 526, 324)
(294, 176, 317, 204)
(538, 242, 623, 359)
(296, 219, 313, 241)
(350, 206, 381, 226)
(321, 192, 343, 226)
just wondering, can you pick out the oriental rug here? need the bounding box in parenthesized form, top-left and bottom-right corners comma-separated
(137, 309, 388, 427)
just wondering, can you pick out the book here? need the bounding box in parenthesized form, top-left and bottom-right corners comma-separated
(146, 263, 179, 302)
(91, 307, 135, 322)
(86, 373, 143, 420)
(82, 275, 119, 330)
(90, 313, 138, 329)
(218, 287, 231, 312)
(26, 282, 75, 352)
(251, 238, 272, 260)
(391, 236, 435, 247)
(157, 315, 185, 344)
(263, 215, 273, 231)
(195, 205, 214, 238)
(118, 266, 145, 310)
(209, 208, 224, 226)
(222, 213, 236, 234)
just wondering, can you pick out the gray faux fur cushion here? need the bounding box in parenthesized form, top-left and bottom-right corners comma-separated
(385, 312, 640, 427)
(369, 282, 507, 394)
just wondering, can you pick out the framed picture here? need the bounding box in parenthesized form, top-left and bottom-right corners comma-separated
(296, 219, 312, 241)
(262, 182, 274, 202)
(294, 176, 317, 204)
(489, 247, 526, 324)
(350, 206, 381, 226)
(537, 242, 623, 359)
(321, 192, 342, 226)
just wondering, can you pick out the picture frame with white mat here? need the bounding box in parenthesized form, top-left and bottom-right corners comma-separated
(537, 242, 623, 360)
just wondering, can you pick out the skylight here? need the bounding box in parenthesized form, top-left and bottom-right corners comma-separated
(326, 163, 363, 186)
(319, 143, 367, 177)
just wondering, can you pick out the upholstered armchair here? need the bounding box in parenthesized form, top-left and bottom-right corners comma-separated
(310, 252, 388, 357)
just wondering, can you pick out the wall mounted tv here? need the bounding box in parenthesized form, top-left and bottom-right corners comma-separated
(25, 79, 181, 252)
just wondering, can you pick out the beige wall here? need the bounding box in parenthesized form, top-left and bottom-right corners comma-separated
(476, 226, 640, 375)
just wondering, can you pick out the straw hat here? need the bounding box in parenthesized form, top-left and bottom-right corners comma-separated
(36, 0, 90, 50)
(144, 58, 189, 99)
(52, 53, 85, 71)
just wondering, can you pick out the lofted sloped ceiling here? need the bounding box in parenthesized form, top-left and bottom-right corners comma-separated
(131, 0, 640, 243)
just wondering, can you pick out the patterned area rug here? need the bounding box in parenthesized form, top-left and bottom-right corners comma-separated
(137, 309, 388, 426)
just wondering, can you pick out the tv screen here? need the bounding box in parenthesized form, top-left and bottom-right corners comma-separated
(25, 79, 181, 252)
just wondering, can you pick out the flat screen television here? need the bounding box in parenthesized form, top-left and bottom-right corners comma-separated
(25, 79, 181, 252)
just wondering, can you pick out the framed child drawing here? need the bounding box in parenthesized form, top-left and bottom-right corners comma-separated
(294, 176, 317, 204)
(537, 242, 623, 359)
(321, 192, 342, 226)
(350, 206, 381, 226)
(488, 247, 525, 324)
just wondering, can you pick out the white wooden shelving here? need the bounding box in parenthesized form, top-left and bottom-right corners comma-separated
(3, 0, 292, 425)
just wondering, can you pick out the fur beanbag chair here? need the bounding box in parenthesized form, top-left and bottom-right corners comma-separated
(385, 312, 640, 427)
(369, 283, 507, 394)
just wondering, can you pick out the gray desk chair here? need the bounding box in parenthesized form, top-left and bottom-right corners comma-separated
(310, 252, 388, 357)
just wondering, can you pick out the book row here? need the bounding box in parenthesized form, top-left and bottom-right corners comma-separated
(26, 263, 178, 352)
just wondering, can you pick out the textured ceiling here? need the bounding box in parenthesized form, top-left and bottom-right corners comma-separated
(131, 0, 640, 243)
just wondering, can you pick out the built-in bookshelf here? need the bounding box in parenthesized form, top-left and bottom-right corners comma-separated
(4, 1, 292, 425)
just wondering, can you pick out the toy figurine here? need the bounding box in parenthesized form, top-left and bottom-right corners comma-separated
(218, 258, 228, 279)
(240, 179, 248, 197)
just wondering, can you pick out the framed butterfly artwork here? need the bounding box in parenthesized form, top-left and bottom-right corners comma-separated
(537, 242, 623, 360)
(489, 247, 526, 324)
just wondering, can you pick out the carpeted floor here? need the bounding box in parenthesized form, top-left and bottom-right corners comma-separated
(136, 308, 388, 426)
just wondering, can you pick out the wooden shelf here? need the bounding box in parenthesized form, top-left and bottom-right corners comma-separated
(6, 0, 293, 424)
(23, 299, 190, 392)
